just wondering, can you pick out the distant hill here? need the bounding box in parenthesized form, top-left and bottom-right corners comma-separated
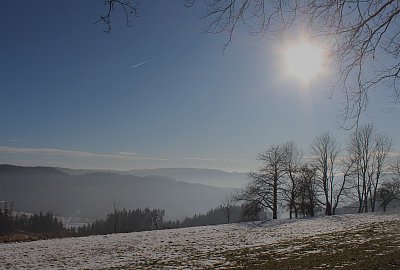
(58, 167, 248, 188)
(127, 168, 248, 188)
(0, 165, 235, 220)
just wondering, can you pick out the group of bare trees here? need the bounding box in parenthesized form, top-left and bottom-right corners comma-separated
(346, 124, 393, 213)
(237, 142, 317, 219)
(237, 123, 398, 219)
(377, 156, 400, 212)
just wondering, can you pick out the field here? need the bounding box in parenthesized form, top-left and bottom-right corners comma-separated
(1, 212, 400, 269)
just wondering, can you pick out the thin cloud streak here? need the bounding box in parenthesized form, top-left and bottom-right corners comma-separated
(118, 152, 139, 156)
(0, 146, 169, 161)
(183, 157, 242, 163)
(131, 59, 152, 69)
(183, 157, 217, 162)
(7, 139, 21, 142)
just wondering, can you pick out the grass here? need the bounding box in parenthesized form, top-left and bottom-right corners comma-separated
(106, 219, 400, 270)
(0, 232, 42, 243)
(4, 216, 400, 269)
(221, 220, 400, 269)
(0, 231, 72, 243)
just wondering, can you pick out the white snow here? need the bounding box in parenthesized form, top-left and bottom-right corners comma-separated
(0, 212, 399, 269)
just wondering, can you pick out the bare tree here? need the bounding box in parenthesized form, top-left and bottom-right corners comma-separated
(368, 133, 393, 211)
(240, 201, 263, 221)
(311, 132, 340, 216)
(297, 164, 319, 217)
(347, 124, 373, 213)
(347, 124, 392, 213)
(97, 0, 139, 32)
(282, 142, 302, 219)
(238, 145, 287, 219)
(112, 199, 120, 233)
(185, 0, 400, 128)
(332, 156, 355, 215)
(222, 194, 234, 223)
(377, 179, 400, 212)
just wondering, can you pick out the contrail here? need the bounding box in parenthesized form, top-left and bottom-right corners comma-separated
(131, 59, 152, 69)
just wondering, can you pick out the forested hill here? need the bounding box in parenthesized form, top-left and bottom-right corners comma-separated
(0, 165, 234, 220)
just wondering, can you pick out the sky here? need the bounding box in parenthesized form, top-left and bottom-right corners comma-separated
(0, 1, 399, 172)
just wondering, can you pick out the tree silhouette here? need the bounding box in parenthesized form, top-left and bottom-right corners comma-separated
(97, 0, 138, 32)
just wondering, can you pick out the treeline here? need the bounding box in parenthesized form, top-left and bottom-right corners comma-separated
(164, 204, 262, 229)
(77, 208, 165, 236)
(0, 207, 67, 237)
(0, 206, 166, 240)
(177, 205, 242, 227)
(78, 203, 265, 235)
(1, 202, 262, 241)
(237, 123, 400, 220)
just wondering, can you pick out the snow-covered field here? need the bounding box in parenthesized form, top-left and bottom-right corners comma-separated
(1, 212, 399, 269)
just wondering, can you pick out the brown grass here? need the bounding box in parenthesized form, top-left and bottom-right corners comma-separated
(221, 220, 400, 269)
(0, 232, 72, 243)
(0, 233, 42, 243)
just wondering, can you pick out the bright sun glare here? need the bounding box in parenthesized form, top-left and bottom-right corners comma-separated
(283, 40, 324, 83)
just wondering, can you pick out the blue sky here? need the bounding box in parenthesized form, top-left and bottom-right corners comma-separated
(0, 1, 399, 172)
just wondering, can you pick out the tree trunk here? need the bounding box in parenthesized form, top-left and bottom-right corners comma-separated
(325, 201, 332, 216)
(273, 181, 278, 219)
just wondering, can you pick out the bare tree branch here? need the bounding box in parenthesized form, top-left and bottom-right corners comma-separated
(187, 0, 400, 128)
(96, 0, 139, 33)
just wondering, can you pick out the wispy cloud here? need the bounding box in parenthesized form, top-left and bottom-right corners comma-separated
(0, 146, 169, 161)
(0, 146, 246, 167)
(220, 158, 242, 163)
(131, 59, 152, 69)
(7, 139, 21, 142)
(183, 157, 217, 162)
(183, 157, 242, 163)
(118, 151, 139, 156)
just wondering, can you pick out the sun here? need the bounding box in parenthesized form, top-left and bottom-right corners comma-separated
(283, 40, 324, 83)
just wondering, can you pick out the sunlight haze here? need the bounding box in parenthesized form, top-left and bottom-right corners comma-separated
(283, 40, 325, 83)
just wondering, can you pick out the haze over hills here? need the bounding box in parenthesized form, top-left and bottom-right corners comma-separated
(58, 167, 248, 188)
(0, 165, 235, 220)
(127, 168, 248, 188)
